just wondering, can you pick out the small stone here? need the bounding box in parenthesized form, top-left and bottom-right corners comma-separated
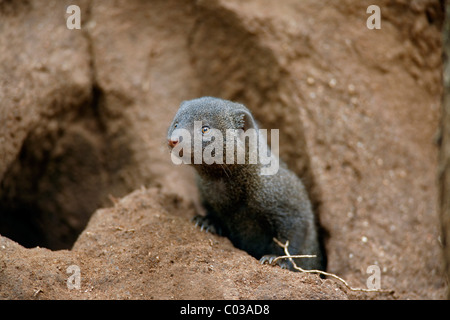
(348, 84, 356, 94)
(307, 77, 315, 85)
(329, 78, 337, 88)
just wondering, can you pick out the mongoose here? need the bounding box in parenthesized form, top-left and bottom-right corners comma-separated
(167, 97, 325, 271)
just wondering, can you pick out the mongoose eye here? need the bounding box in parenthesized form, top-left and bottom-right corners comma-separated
(174, 123, 178, 128)
(201, 125, 210, 135)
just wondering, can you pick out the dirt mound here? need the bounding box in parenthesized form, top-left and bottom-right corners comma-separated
(0, 188, 348, 299)
(0, 0, 447, 299)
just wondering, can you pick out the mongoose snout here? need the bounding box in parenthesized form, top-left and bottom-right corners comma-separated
(168, 138, 178, 148)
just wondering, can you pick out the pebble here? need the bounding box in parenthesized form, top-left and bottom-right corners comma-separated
(348, 84, 356, 94)
(307, 77, 315, 85)
(328, 78, 337, 88)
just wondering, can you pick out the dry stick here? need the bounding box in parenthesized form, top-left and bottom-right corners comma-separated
(272, 254, 317, 263)
(272, 238, 394, 294)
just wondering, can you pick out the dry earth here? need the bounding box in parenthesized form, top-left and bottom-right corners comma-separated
(0, 0, 447, 299)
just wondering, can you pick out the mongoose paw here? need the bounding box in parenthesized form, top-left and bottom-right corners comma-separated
(259, 255, 290, 270)
(191, 215, 220, 235)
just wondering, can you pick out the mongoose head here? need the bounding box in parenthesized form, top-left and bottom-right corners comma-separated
(167, 97, 259, 168)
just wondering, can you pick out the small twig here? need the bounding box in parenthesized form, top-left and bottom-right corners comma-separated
(112, 226, 135, 233)
(271, 254, 316, 265)
(273, 238, 394, 294)
(33, 288, 43, 297)
(108, 194, 119, 205)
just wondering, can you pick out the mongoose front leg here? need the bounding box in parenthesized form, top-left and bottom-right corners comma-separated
(192, 215, 222, 235)
(260, 254, 291, 270)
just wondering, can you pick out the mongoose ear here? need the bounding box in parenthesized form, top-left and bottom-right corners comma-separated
(233, 109, 258, 131)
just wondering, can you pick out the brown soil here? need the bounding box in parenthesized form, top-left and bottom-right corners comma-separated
(0, 0, 447, 299)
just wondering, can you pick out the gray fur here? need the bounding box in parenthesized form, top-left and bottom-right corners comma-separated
(167, 97, 325, 271)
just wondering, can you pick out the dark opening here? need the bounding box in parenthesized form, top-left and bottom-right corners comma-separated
(0, 87, 113, 250)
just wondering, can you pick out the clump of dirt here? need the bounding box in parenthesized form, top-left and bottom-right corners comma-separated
(0, 0, 447, 299)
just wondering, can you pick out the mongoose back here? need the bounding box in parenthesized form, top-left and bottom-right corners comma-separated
(167, 96, 325, 271)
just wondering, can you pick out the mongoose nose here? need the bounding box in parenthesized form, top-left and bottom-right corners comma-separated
(168, 138, 178, 148)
